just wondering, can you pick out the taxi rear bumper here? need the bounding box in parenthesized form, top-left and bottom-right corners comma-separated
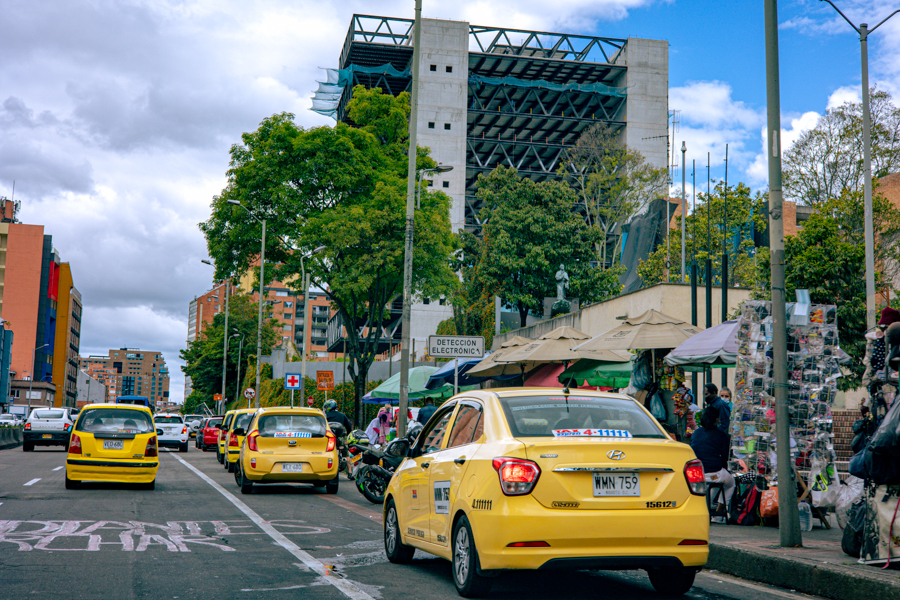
(468, 496, 709, 571)
(66, 458, 158, 483)
(243, 452, 338, 482)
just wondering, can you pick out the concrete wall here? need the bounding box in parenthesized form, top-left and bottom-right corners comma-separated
(76, 370, 107, 406)
(618, 38, 669, 169)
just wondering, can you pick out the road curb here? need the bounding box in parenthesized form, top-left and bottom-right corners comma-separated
(707, 541, 900, 600)
(0, 428, 23, 450)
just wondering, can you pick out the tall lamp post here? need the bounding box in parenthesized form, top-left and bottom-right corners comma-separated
(681, 141, 686, 282)
(227, 200, 266, 408)
(232, 331, 244, 409)
(398, 164, 454, 439)
(27, 343, 50, 412)
(820, 1, 900, 329)
(202, 260, 230, 413)
(299, 246, 326, 404)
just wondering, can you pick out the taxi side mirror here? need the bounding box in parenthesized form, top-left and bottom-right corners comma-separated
(214, 424, 221, 429)
(233, 427, 245, 437)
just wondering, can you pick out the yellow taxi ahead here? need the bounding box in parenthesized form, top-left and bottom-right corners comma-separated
(223, 408, 256, 473)
(234, 407, 339, 494)
(65, 403, 159, 490)
(383, 389, 709, 597)
(217, 409, 236, 464)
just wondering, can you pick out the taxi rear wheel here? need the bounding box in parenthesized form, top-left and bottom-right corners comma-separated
(325, 476, 339, 495)
(140, 479, 156, 491)
(216, 447, 223, 463)
(452, 515, 492, 598)
(227, 459, 236, 473)
(235, 463, 253, 494)
(384, 499, 415, 564)
(64, 473, 78, 489)
(647, 566, 697, 596)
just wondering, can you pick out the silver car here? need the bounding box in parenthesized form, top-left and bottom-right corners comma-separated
(24, 408, 73, 451)
(0, 413, 23, 427)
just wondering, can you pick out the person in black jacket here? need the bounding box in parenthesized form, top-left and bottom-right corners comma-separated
(323, 400, 352, 433)
(690, 405, 734, 511)
(416, 397, 437, 425)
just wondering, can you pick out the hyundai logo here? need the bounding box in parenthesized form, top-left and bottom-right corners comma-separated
(607, 449, 626, 460)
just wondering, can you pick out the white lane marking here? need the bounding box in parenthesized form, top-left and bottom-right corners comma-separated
(170, 453, 375, 600)
(24, 478, 41, 486)
(53, 466, 63, 471)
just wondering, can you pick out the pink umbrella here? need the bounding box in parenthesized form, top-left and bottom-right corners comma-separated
(523, 364, 600, 390)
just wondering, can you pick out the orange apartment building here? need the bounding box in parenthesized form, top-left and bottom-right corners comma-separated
(52, 263, 82, 407)
(80, 349, 170, 408)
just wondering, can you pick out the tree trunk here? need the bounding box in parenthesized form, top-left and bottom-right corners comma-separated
(518, 302, 528, 329)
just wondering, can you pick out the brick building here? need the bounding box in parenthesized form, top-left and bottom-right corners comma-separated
(80, 349, 170, 408)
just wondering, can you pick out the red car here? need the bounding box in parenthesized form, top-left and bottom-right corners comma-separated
(197, 416, 223, 450)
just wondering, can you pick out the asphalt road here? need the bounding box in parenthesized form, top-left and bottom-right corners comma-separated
(0, 445, 826, 600)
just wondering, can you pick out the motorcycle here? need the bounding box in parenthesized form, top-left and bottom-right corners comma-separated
(346, 429, 371, 481)
(327, 422, 349, 476)
(355, 422, 422, 504)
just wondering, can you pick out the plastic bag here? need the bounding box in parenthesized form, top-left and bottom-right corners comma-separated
(835, 475, 864, 529)
(632, 351, 653, 391)
(798, 502, 813, 531)
(809, 459, 840, 508)
(650, 392, 667, 421)
(869, 395, 900, 456)
(760, 486, 779, 518)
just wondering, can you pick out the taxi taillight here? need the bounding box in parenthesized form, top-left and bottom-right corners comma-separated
(68, 434, 82, 455)
(492, 457, 540, 496)
(247, 430, 259, 452)
(145, 436, 158, 457)
(325, 432, 336, 452)
(684, 459, 707, 496)
(229, 432, 239, 447)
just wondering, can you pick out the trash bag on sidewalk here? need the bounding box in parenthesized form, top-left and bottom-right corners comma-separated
(809, 458, 840, 508)
(836, 475, 865, 530)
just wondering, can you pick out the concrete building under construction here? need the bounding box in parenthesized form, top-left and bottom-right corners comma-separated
(315, 14, 669, 355)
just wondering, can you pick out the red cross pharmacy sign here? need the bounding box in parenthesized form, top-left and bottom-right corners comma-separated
(284, 373, 302, 390)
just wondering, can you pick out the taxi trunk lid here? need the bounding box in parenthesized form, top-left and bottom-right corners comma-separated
(521, 438, 697, 510)
(84, 432, 147, 458)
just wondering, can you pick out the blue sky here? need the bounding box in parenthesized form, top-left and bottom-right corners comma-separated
(1, 0, 897, 401)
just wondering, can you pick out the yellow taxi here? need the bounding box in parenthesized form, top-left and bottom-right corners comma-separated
(223, 408, 257, 473)
(65, 403, 159, 490)
(233, 407, 339, 495)
(383, 389, 709, 597)
(217, 410, 236, 464)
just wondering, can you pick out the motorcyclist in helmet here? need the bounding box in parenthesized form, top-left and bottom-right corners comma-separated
(323, 399, 352, 432)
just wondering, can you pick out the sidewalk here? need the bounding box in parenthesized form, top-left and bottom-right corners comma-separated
(707, 517, 900, 600)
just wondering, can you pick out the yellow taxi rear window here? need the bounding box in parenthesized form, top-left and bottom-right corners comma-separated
(499, 395, 665, 439)
(257, 414, 326, 438)
(76, 409, 154, 434)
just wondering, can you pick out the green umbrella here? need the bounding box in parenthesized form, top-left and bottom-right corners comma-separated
(559, 357, 634, 388)
(370, 367, 478, 400)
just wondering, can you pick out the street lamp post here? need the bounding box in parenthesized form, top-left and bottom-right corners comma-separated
(232, 331, 244, 409)
(299, 246, 326, 404)
(681, 141, 686, 283)
(821, 1, 900, 329)
(27, 343, 50, 412)
(398, 164, 454, 439)
(227, 200, 266, 408)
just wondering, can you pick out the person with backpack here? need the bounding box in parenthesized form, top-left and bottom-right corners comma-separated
(690, 405, 734, 520)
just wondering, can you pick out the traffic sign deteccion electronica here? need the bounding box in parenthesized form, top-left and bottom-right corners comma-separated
(428, 335, 485, 358)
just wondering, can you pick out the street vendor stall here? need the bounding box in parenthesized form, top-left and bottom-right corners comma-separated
(574, 310, 703, 434)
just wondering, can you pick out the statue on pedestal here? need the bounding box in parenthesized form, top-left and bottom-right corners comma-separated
(555, 264, 569, 300)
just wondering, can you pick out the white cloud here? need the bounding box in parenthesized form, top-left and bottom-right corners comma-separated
(746, 111, 821, 185)
(827, 86, 861, 109)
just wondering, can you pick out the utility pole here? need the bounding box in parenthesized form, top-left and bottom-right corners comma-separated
(722, 144, 729, 387)
(765, 0, 802, 547)
(681, 141, 686, 283)
(398, 0, 424, 440)
(221, 280, 229, 412)
(820, 1, 900, 329)
(255, 220, 266, 409)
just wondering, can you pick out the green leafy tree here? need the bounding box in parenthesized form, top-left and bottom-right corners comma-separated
(784, 88, 900, 204)
(560, 123, 669, 268)
(437, 229, 498, 349)
(200, 87, 457, 426)
(638, 182, 768, 288)
(180, 294, 280, 408)
(470, 166, 622, 328)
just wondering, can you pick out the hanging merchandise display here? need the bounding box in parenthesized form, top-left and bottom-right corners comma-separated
(731, 301, 842, 491)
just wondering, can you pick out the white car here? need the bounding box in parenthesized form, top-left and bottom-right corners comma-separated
(0, 413, 23, 427)
(154, 414, 189, 452)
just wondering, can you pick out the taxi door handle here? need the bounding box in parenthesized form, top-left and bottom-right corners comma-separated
(454, 458, 466, 465)
(421, 462, 430, 469)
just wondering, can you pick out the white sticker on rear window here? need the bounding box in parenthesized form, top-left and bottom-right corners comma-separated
(552, 428, 632, 438)
(274, 432, 312, 438)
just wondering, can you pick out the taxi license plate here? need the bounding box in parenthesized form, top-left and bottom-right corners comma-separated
(42, 434, 52, 439)
(593, 472, 640, 497)
(103, 440, 124, 450)
(282, 463, 304, 473)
